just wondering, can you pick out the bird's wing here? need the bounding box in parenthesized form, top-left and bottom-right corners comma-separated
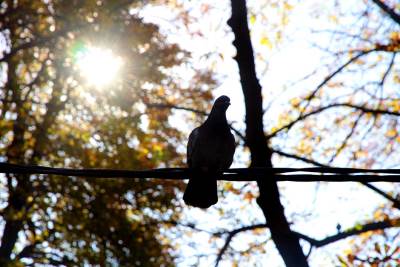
(219, 131, 236, 168)
(187, 127, 199, 167)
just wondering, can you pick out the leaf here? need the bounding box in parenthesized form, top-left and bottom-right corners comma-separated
(249, 14, 256, 25)
(243, 191, 254, 202)
(260, 36, 273, 49)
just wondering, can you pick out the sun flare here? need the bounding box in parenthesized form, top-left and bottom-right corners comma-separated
(76, 47, 123, 87)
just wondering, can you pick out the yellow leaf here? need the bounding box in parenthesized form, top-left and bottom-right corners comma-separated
(394, 74, 400, 83)
(355, 150, 368, 159)
(329, 15, 338, 23)
(390, 31, 400, 41)
(389, 99, 400, 111)
(290, 97, 301, 107)
(260, 36, 272, 49)
(284, 3, 293, 11)
(386, 129, 397, 138)
(249, 14, 256, 25)
(373, 209, 383, 220)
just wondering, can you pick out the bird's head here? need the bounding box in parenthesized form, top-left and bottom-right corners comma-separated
(213, 95, 231, 111)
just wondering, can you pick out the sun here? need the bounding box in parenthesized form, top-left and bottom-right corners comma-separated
(76, 47, 123, 87)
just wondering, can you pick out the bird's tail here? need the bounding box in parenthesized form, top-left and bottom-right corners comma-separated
(183, 172, 218, 209)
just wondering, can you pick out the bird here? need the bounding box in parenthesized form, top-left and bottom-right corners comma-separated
(183, 95, 236, 208)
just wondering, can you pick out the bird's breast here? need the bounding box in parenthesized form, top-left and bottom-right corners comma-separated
(189, 127, 235, 170)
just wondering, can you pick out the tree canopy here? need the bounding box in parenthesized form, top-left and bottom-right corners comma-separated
(0, 0, 213, 265)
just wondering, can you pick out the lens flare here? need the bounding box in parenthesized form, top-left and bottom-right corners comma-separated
(76, 47, 122, 87)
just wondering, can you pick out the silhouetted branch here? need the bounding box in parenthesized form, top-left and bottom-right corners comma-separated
(370, 0, 400, 25)
(280, 47, 385, 137)
(147, 103, 246, 141)
(305, 50, 373, 102)
(268, 102, 400, 138)
(273, 149, 400, 209)
(361, 182, 400, 209)
(16, 244, 36, 259)
(215, 223, 268, 267)
(328, 112, 363, 164)
(161, 220, 217, 235)
(272, 149, 327, 167)
(214, 218, 400, 266)
(380, 52, 397, 86)
(267, 44, 399, 139)
(296, 218, 400, 247)
(344, 103, 400, 115)
(310, 29, 374, 44)
(0, 29, 70, 62)
(147, 103, 208, 116)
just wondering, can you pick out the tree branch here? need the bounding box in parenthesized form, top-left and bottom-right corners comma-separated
(370, 0, 400, 25)
(380, 52, 396, 86)
(328, 112, 363, 164)
(296, 218, 400, 247)
(272, 149, 327, 167)
(361, 182, 400, 209)
(274, 149, 400, 209)
(147, 103, 208, 116)
(268, 102, 400, 139)
(147, 103, 246, 141)
(215, 224, 268, 267)
(214, 217, 400, 266)
(0, 29, 70, 63)
(304, 50, 374, 103)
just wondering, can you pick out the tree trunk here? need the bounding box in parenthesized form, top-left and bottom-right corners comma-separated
(0, 195, 24, 262)
(0, 52, 27, 263)
(227, 1, 309, 266)
(0, 33, 66, 263)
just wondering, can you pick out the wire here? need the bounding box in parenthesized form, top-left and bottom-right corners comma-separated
(1, 162, 400, 182)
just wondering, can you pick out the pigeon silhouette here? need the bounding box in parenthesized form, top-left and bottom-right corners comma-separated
(183, 95, 236, 208)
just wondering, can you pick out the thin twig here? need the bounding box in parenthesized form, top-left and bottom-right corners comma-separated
(215, 224, 268, 267)
(328, 112, 363, 164)
(380, 53, 397, 86)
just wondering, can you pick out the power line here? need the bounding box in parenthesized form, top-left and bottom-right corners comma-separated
(1, 162, 400, 182)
